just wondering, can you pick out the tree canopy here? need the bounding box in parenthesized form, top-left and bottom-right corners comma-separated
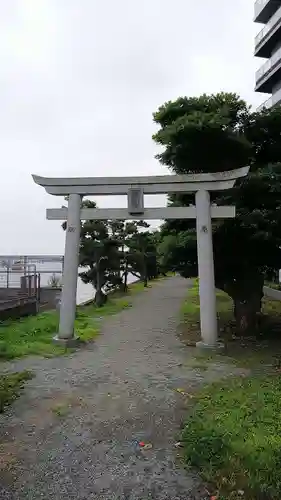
(153, 92, 281, 334)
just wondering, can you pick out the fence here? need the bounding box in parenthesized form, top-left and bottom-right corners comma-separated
(0, 255, 63, 319)
(0, 255, 63, 288)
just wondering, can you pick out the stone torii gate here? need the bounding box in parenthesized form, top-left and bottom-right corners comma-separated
(33, 166, 249, 349)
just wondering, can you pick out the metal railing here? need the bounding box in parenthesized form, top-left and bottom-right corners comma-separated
(255, 4, 281, 46)
(0, 295, 37, 313)
(256, 44, 281, 81)
(0, 255, 63, 288)
(0, 270, 40, 318)
(257, 86, 281, 109)
(0, 256, 64, 318)
(257, 96, 273, 110)
(0, 270, 40, 296)
(255, 0, 271, 19)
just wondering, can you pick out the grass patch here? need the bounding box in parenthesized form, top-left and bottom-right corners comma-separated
(182, 374, 281, 499)
(51, 403, 70, 417)
(0, 371, 33, 413)
(0, 278, 163, 361)
(180, 280, 281, 369)
(180, 280, 281, 497)
(179, 281, 232, 346)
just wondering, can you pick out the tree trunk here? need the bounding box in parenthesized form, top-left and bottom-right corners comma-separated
(123, 265, 128, 292)
(120, 271, 128, 293)
(123, 277, 128, 293)
(142, 269, 148, 287)
(95, 268, 107, 307)
(233, 288, 263, 336)
(234, 298, 258, 336)
(94, 288, 107, 307)
(221, 273, 264, 337)
(142, 254, 148, 287)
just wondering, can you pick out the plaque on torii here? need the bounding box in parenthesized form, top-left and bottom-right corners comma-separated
(33, 167, 249, 349)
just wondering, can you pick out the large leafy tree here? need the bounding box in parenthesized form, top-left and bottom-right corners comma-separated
(153, 93, 281, 334)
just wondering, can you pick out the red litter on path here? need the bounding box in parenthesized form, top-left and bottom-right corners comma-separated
(138, 441, 153, 450)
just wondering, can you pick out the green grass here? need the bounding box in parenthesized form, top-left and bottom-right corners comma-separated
(0, 279, 159, 361)
(180, 281, 232, 323)
(0, 370, 33, 413)
(180, 280, 281, 498)
(180, 280, 281, 368)
(182, 374, 281, 499)
(179, 281, 231, 346)
(51, 403, 71, 417)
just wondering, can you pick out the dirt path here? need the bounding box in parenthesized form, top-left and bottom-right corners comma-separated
(0, 276, 231, 499)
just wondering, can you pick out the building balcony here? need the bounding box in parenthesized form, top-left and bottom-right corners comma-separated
(255, 0, 281, 24)
(255, 4, 281, 57)
(255, 45, 281, 92)
(257, 86, 281, 109)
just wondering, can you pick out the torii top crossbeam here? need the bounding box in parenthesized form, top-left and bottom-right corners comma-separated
(32, 166, 249, 196)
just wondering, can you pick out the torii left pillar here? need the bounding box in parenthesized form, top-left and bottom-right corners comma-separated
(54, 194, 82, 346)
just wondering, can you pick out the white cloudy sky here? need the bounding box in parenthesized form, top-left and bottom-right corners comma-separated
(0, 0, 265, 255)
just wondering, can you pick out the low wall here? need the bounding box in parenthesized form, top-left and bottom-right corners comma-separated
(263, 286, 281, 301)
(0, 287, 62, 319)
(39, 287, 61, 311)
(0, 297, 37, 320)
(0, 288, 27, 299)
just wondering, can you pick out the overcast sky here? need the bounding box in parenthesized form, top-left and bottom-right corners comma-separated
(0, 0, 264, 255)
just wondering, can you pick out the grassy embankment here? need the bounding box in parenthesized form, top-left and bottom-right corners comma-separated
(180, 280, 281, 500)
(0, 279, 159, 361)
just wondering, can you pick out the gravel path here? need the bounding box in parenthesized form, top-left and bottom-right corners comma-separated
(0, 276, 229, 499)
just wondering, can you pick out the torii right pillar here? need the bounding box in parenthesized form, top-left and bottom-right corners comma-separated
(194, 164, 250, 349)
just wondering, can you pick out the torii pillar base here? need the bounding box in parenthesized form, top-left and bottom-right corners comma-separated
(196, 341, 225, 352)
(53, 335, 81, 348)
